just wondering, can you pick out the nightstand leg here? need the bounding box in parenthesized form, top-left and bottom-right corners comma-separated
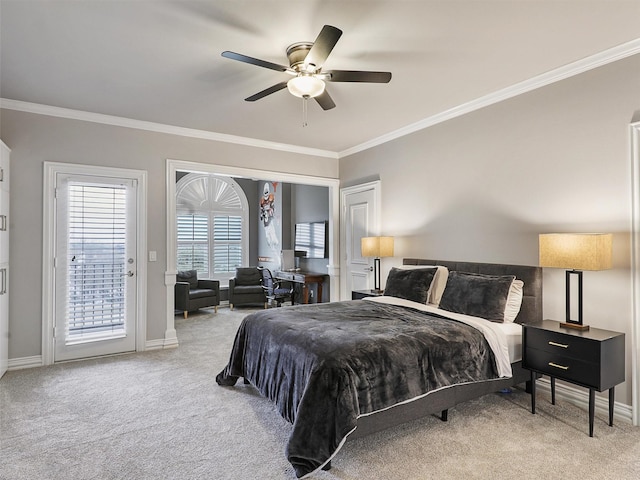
(530, 370, 536, 414)
(609, 387, 615, 427)
(589, 389, 595, 437)
(550, 377, 556, 405)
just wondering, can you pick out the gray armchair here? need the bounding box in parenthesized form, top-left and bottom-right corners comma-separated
(228, 267, 267, 310)
(175, 270, 220, 319)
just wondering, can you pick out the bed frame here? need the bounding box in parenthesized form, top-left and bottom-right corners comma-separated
(348, 258, 542, 441)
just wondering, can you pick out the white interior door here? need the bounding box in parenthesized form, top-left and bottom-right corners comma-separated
(340, 181, 380, 299)
(54, 174, 138, 362)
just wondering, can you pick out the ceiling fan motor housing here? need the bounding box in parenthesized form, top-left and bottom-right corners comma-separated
(286, 42, 315, 71)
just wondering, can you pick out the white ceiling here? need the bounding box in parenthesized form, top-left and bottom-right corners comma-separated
(1, 1, 639, 154)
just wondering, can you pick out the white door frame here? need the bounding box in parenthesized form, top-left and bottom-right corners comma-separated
(630, 120, 640, 426)
(339, 181, 381, 300)
(42, 162, 147, 365)
(165, 159, 340, 346)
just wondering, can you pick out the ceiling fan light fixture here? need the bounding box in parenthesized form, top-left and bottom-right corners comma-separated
(287, 75, 325, 98)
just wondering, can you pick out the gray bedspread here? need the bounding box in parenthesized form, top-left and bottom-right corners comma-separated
(216, 300, 499, 478)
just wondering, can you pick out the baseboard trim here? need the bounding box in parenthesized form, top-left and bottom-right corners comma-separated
(145, 338, 179, 350)
(8, 355, 43, 371)
(536, 378, 633, 424)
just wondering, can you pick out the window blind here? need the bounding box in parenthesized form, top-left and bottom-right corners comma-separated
(66, 184, 127, 337)
(213, 215, 242, 273)
(177, 214, 209, 275)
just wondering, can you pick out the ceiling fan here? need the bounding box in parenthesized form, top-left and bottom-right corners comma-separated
(221, 25, 392, 112)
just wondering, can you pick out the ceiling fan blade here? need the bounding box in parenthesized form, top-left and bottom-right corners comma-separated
(304, 25, 342, 71)
(245, 82, 288, 102)
(325, 70, 392, 83)
(314, 90, 336, 110)
(222, 51, 292, 73)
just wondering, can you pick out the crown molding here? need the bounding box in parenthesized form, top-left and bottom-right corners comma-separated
(0, 98, 338, 159)
(339, 38, 640, 158)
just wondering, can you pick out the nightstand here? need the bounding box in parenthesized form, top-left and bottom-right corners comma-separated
(351, 290, 385, 300)
(522, 320, 625, 437)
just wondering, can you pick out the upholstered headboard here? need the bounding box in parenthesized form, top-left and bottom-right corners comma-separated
(402, 258, 542, 325)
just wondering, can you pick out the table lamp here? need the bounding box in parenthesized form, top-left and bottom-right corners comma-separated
(539, 233, 612, 330)
(361, 236, 394, 293)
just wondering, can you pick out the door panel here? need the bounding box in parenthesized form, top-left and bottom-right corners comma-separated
(340, 182, 380, 299)
(54, 174, 137, 361)
(348, 202, 370, 291)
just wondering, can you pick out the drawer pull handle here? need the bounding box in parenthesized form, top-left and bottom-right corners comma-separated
(548, 362, 569, 371)
(548, 341, 569, 348)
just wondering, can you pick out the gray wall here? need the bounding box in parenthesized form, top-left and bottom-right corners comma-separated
(0, 110, 337, 359)
(339, 54, 640, 405)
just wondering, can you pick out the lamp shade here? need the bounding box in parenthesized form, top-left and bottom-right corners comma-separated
(361, 236, 394, 258)
(539, 233, 612, 271)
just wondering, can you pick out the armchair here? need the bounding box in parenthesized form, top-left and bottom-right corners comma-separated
(175, 270, 220, 319)
(228, 267, 267, 310)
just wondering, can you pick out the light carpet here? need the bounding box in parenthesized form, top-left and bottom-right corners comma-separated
(1, 307, 639, 480)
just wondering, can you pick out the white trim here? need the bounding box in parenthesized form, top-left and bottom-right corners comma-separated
(631, 120, 640, 426)
(3, 39, 639, 160)
(536, 378, 633, 425)
(135, 172, 149, 353)
(145, 338, 177, 351)
(339, 38, 640, 158)
(165, 159, 341, 344)
(42, 162, 148, 365)
(163, 270, 179, 348)
(169, 159, 339, 187)
(0, 98, 337, 160)
(7, 355, 43, 371)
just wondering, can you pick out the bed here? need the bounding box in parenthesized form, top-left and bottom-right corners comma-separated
(216, 259, 542, 478)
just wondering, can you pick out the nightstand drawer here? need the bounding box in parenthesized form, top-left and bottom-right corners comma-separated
(524, 347, 598, 387)
(526, 328, 600, 363)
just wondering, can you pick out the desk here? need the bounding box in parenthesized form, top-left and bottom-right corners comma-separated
(274, 271, 328, 304)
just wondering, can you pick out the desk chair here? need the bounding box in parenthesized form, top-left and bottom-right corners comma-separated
(259, 267, 294, 307)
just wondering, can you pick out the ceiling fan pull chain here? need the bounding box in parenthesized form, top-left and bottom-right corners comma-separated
(302, 95, 309, 127)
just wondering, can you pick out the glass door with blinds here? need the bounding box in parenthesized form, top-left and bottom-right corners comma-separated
(54, 173, 138, 361)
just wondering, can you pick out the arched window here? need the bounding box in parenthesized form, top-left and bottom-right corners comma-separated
(176, 173, 249, 281)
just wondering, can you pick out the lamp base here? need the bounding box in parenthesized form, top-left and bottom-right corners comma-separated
(560, 322, 590, 331)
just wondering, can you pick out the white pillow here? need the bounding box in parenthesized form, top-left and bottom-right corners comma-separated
(396, 265, 449, 306)
(504, 279, 524, 323)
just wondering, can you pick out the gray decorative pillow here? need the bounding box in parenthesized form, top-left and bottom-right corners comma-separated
(235, 267, 262, 286)
(439, 271, 515, 322)
(177, 270, 198, 289)
(384, 267, 438, 304)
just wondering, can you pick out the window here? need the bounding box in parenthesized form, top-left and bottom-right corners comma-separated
(177, 214, 208, 273)
(176, 174, 248, 281)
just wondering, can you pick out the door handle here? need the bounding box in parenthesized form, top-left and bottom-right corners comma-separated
(124, 271, 135, 277)
(364, 266, 373, 271)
